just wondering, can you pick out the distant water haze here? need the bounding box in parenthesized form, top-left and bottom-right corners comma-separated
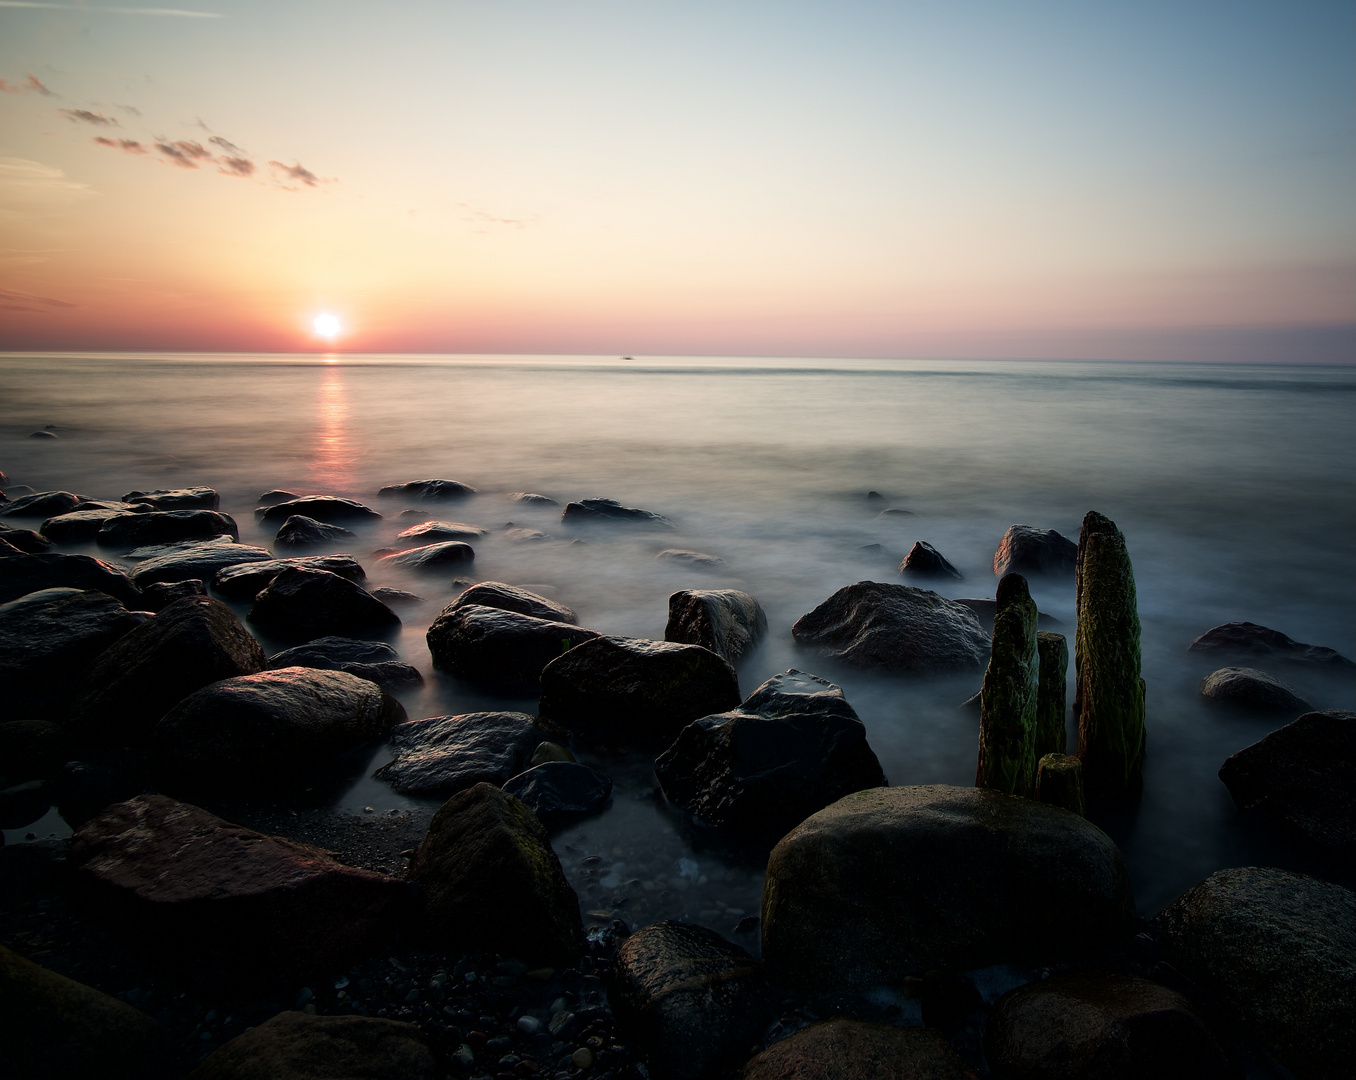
(3, 354, 1353, 917)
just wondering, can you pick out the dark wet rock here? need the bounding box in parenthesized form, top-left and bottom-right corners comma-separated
(448, 580, 578, 624)
(395, 520, 487, 545)
(257, 488, 301, 506)
(0, 551, 142, 605)
(1188, 621, 1356, 670)
(0, 942, 163, 1080)
(123, 533, 240, 560)
(273, 514, 357, 548)
(1035, 630, 1069, 757)
(791, 580, 989, 674)
(213, 554, 365, 600)
(561, 497, 675, 530)
(509, 492, 558, 505)
(136, 577, 207, 611)
(866, 490, 884, 500)
(71, 596, 266, 745)
(409, 782, 582, 963)
(152, 667, 405, 794)
(370, 586, 425, 606)
(248, 567, 400, 641)
(539, 636, 742, 745)
(875, 507, 914, 517)
(0, 720, 73, 782)
(375, 711, 545, 797)
(977, 574, 1040, 797)
(1153, 866, 1356, 1080)
(256, 496, 382, 526)
(379, 478, 477, 501)
(27, 429, 58, 439)
(1036, 752, 1085, 816)
(503, 525, 550, 543)
(665, 588, 767, 666)
(377, 540, 475, 572)
(69, 794, 407, 986)
(741, 1017, 976, 1080)
(761, 785, 1135, 995)
(1074, 512, 1145, 810)
(188, 1011, 438, 1080)
(1219, 710, 1355, 851)
(900, 540, 963, 579)
(993, 524, 1078, 576)
(0, 778, 51, 828)
(656, 670, 886, 849)
(1199, 666, 1313, 713)
(0, 588, 141, 719)
(985, 971, 1230, 1080)
(124, 486, 219, 511)
(609, 920, 774, 1080)
(96, 509, 239, 549)
(269, 636, 398, 667)
(321, 660, 422, 695)
(0, 525, 52, 553)
(0, 489, 81, 519)
(129, 542, 273, 590)
(656, 548, 725, 569)
(530, 740, 575, 766)
(426, 604, 599, 693)
(502, 761, 613, 828)
(39, 504, 140, 542)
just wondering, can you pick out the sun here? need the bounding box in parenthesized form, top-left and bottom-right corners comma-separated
(313, 312, 341, 339)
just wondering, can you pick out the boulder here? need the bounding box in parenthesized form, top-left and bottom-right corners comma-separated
(0, 588, 141, 720)
(1, 490, 81, 519)
(0, 943, 163, 1080)
(509, 492, 558, 505)
(655, 670, 887, 849)
(248, 567, 400, 641)
(1035, 753, 1085, 816)
(1035, 631, 1069, 758)
(213, 554, 365, 600)
(0, 552, 142, 605)
(96, 509, 239, 549)
(1152, 867, 1356, 1080)
(187, 1012, 438, 1080)
(69, 794, 406, 986)
(446, 580, 578, 624)
(39, 504, 140, 542)
(993, 524, 1078, 576)
(1218, 710, 1355, 851)
(740, 1018, 977, 1080)
(321, 660, 422, 695)
(124, 486, 219, 510)
(255, 496, 381, 527)
(609, 921, 774, 1080)
(123, 533, 239, 561)
(375, 711, 545, 797)
(0, 719, 73, 782)
(370, 586, 424, 606)
(529, 740, 575, 766)
(1188, 621, 1355, 670)
(378, 478, 476, 501)
(408, 782, 582, 963)
(268, 636, 398, 668)
(656, 549, 725, 570)
(1074, 511, 1145, 809)
(561, 497, 675, 530)
(503, 526, 550, 543)
(1199, 666, 1312, 713)
(273, 514, 356, 548)
(976, 573, 1040, 797)
(129, 542, 273, 590)
(985, 971, 1230, 1080)
(0, 526, 52, 554)
(138, 578, 207, 611)
(539, 636, 742, 745)
(761, 785, 1136, 995)
(900, 540, 963, 579)
(665, 588, 767, 665)
(71, 596, 267, 745)
(152, 667, 405, 793)
(395, 520, 487, 543)
(257, 489, 301, 506)
(502, 761, 612, 829)
(377, 541, 475, 571)
(426, 604, 599, 693)
(791, 581, 989, 674)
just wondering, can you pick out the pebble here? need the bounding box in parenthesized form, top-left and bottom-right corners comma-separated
(517, 1015, 542, 1034)
(572, 1046, 595, 1069)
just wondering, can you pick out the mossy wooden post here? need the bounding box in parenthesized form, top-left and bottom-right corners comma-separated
(1034, 631, 1068, 758)
(976, 572, 1039, 797)
(1073, 511, 1146, 808)
(1036, 752, 1085, 816)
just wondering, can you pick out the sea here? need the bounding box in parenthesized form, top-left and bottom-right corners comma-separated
(3, 352, 1354, 939)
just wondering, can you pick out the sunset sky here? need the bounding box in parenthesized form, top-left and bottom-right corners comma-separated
(1, 1, 1352, 360)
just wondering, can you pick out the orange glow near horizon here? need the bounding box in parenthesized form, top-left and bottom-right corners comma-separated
(309, 363, 357, 491)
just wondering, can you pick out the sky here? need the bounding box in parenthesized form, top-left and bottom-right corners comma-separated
(0, 0, 1352, 360)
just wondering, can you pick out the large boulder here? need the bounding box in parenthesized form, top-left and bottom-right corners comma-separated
(900, 540, 963, 579)
(375, 711, 545, 796)
(69, 795, 406, 986)
(273, 514, 356, 548)
(408, 782, 582, 963)
(152, 667, 405, 794)
(0, 552, 142, 605)
(0, 525, 53, 554)
(96, 509, 238, 549)
(378, 478, 476, 501)
(0, 490, 82, 519)
(984, 971, 1230, 1080)
(446, 580, 577, 624)
(124, 486, 219, 510)
(265, 636, 421, 694)
(255, 496, 381, 527)
(1152, 867, 1356, 1080)
(665, 588, 767, 665)
(501, 761, 613, 829)
(0, 588, 141, 720)
(976, 573, 1040, 797)
(426, 603, 599, 693)
(609, 921, 774, 1080)
(1188, 621, 1355, 670)
(1199, 666, 1312, 713)
(791, 581, 988, 674)
(187, 1012, 438, 1080)
(39, 504, 141, 543)
(561, 497, 675, 530)
(129, 541, 273, 590)
(395, 520, 487, 544)
(71, 596, 266, 745)
(655, 670, 887, 849)
(1218, 710, 1355, 851)
(248, 567, 400, 641)
(213, 554, 365, 600)
(0, 943, 163, 1080)
(377, 541, 474, 571)
(539, 636, 742, 744)
(740, 1018, 977, 1080)
(993, 524, 1078, 576)
(761, 785, 1136, 995)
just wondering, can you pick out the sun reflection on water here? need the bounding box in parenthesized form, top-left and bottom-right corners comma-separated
(309, 362, 357, 490)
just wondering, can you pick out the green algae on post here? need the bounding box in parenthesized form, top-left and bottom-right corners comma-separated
(976, 573, 1039, 797)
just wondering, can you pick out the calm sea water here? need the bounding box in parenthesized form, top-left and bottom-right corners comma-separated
(3, 353, 1354, 931)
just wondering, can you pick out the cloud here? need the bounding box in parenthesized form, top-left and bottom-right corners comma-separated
(0, 287, 77, 312)
(216, 155, 253, 177)
(0, 156, 92, 206)
(94, 136, 146, 154)
(61, 108, 118, 126)
(1, 73, 56, 96)
(208, 135, 245, 155)
(116, 103, 141, 116)
(268, 160, 323, 188)
(0, 3, 225, 17)
(154, 138, 211, 168)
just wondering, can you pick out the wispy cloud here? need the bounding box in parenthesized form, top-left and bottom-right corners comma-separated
(0, 74, 55, 96)
(268, 160, 324, 188)
(208, 134, 244, 156)
(154, 138, 211, 168)
(216, 155, 253, 177)
(0, 3, 225, 17)
(116, 103, 141, 116)
(61, 108, 118, 126)
(0, 287, 77, 312)
(94, 136, 146, 154)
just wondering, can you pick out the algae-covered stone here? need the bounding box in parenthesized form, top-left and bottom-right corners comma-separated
(1074, 511, 1145, 809)
(741, 1018, 976, 1080)
(1035, 631, 1068, 757)
(1036, 752, 1085, 816)
(976, 573, 1039, 796)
